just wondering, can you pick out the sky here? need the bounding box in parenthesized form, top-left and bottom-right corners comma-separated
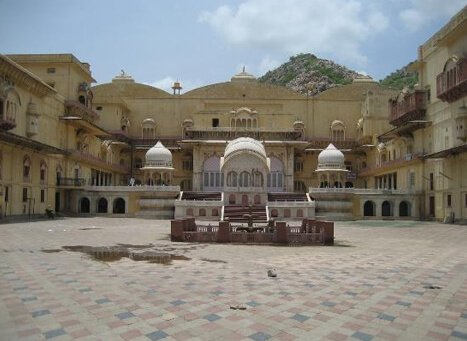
(1, 0, 465, 92)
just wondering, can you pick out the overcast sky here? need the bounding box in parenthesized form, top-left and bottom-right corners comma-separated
(1, 0, 465, 92)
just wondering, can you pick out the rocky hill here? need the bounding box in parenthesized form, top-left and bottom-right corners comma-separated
(258, 53, 362, 95)
(379, 63, 418, 90)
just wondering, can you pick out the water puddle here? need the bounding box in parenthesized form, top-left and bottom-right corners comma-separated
(61, 245, 190, 264)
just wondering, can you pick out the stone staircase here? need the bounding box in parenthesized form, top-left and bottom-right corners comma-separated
(268, 192, 309, 202)
(180, 191, 221, 201)
(223, 205, 268, 223)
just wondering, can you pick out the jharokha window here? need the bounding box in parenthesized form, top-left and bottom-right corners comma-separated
(330, 120, 345, 141)
(40, 160, 47, 184)
(23, 156, 31, 182)
(141, 118, 156, 139)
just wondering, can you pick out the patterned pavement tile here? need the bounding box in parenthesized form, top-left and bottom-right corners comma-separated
(1, 218, 467, 340)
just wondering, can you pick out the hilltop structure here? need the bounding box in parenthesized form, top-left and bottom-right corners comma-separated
(1, 6, 466, 223)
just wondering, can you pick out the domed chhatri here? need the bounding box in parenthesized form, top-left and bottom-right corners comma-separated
(224, 137, 267, 163)
(231, 66, 256, 82)
(145, 141, 172, 168)
(317, 143, 346, 171)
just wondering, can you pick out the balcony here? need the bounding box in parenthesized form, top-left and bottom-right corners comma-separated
(57, 177, 86, 187)
(306, 138, 358, 150)
(0, 117, 16, 131)
(66, 149, 130, 173)
(358, 153, 422, 176)
(64, 100, 99, 122)
(132, 137, 180, 149)
(183, 127, 303, 141)
(437, 58, 467, 103)
(389, 90, 427, 126)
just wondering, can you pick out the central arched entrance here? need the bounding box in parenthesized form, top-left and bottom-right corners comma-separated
(79, 197, 90, 213)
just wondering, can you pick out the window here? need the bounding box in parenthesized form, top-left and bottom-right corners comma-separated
(408, 172, 415, 189)
(429, 173, 434, 191)
(78, 95, 86, 105)
(47, 67, 56, 74)
(96, 106, 103, 111)
(294, 160, 303, 173)
(40, 161, 47, 184)
(212, 118, 219, 127)
(465, 193, 467, 207)
(330, 120, 345, 141)
(5, 186, 9, 202)
(40, 189, 45, 203)
(182, 159, 193, 171)
(22, 188, 28, 202)
(134, 157, 143, 169)
(447, 194, 452, 207)
(23, 157, 31, 182)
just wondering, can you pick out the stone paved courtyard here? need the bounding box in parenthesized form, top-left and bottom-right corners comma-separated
(0, 218, 466, 341)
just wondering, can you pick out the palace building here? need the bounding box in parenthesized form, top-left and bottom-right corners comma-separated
(1, 6, 466, 223)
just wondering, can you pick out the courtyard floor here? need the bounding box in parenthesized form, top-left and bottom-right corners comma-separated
(0, 218, 466, 341)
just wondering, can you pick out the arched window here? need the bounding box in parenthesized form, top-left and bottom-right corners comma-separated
(296, 209, 303, 218)
(271, 209, 278, 218)
(253, 171, 263, 187)
(212, 208, 219, 216)
(186, 208, 194, 216)
(134, 157, 142, 169)
(229, 194, 236, 204)
(23, 156, 31, 183)
(268, 157, 284, 192)
(254, 194, 261, 205)
(331, 120, 345, 141)
(284, 208, 291, 218)
(227, 171, 237, 187)
(141, 118, 156, 139)
(40, 160, 47, 185)
(199, 208, 206, 216)
(239, 171, 251, 187)
(203, 156, 222, 191)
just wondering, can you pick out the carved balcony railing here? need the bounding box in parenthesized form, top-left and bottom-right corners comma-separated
(132, 137, 180, 149)
(437, 58, 467, 103)
(64, 100, 99, 122)
(389, 90, 427, 126)
(66, 149, 130, 173)
(306, 137, 358, 150)
(358, 153, 422, 176)
(56, 177, 86, 187)
(183, 127, 303, 141)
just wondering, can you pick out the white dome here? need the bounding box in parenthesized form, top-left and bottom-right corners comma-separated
(145, 141, 172, 167)
(224, 137, 267, 162)
(317, 143, 346, 171)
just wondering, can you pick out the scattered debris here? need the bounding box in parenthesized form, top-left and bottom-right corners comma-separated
(424, 285, 442, 289)
(230, 304, 247, 310)
(267, 269, 277, 278)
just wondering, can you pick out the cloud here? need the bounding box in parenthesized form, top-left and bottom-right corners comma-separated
(398, 0, 465, 31)
(199, 0, 388, 66)
(145, 76, 204, 93)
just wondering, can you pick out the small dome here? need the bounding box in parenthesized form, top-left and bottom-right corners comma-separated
(231, 66, 256, 82)
(224, 137, 267, 161)
(317, 143, 346, 171)
(145, 141, 172, 167)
